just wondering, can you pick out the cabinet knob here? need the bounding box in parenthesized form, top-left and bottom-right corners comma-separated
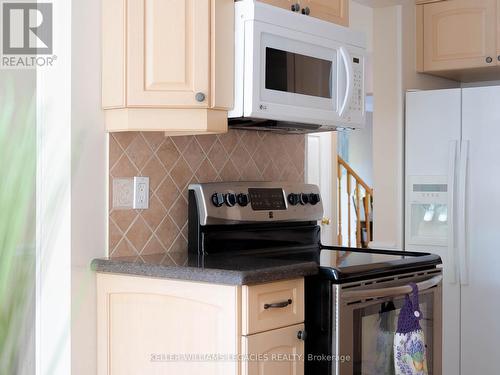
(486, 56, 493, 64)
(195, 92, 206, 102)
(498, 55, 500, 62)
(291, 3, 300, 12)
(297, 330, 307, 341)
(301, 7, 310, 15)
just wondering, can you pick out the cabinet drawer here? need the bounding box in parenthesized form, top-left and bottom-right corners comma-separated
(242, 279, 304, 335)
(241, 323, 305, 375)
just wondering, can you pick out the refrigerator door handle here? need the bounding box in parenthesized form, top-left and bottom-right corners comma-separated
(457, 140, 470, 285)
(447, 140, 459, 284)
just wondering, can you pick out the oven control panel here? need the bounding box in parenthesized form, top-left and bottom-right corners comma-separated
(189, 182, 324, 225)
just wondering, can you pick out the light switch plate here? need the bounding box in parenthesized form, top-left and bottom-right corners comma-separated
(133, 176, 149, 209)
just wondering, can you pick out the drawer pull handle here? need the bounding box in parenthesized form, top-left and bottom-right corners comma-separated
(264, 299, 292, 309)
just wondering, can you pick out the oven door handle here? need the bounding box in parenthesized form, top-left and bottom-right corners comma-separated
(342, 275, 442, 300)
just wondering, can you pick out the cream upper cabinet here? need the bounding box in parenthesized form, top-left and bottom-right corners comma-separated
(102, 0, 234, 133)
(242, 324, 305, 375)
(258, 0, 295, 12)
(258, 0, 349, 26)
(127, 0, 210, 108)
(417, 0, 499, 78)
(304, 0, 348, 26)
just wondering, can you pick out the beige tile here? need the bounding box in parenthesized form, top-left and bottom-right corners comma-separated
(126, 134, 152, 171)
(112, 238, 138, 257)
(156, 175, 180, 211)
(156, 138, 181, 172)
(220, 159, 240, 181)
(262, 162, 280, 181)
(280, 161, 300, 182)
(156, 215, 180, 249)
(113, 132, 138, 151)
(230, 144, 251, 170)
(169, 196, 188, 230)
(168, 234, 188, 254)
(195, 134, 217, 154)
(141, 156, 167, 192)
(141, 195, 167, 231)
(125, 215, 152, 253)
(252, 143, 271, 173)
(218, 130, 239, 154)
(110, 154, 139, 178)
(207, 139, 228, 171)
(110, 209, 138, 232)
(142, 131, 165, 151)
(109, 219, 122, 251)
(141, 235, 165, 255)
(109, 136, 123, 169)
(195, 158, 218, 182)
(240, 131, 261, 156)
(170, 157, 193, 191)
(241, 159, 261, 181)
(170, 135, 191, 153)
(182, 138, 205, 172)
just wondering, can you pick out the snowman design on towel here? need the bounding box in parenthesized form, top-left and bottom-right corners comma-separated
(394, 283, 428, 375)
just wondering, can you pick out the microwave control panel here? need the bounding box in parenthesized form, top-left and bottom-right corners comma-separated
(349, 55, 364, 114)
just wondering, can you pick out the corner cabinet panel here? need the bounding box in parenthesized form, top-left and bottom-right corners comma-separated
(127, 0, 210, 107)
(305, 0, 348, 26)
(97, 274, 240, 375)
(423, 0, 497, 71)
(242, 324, 305, 375)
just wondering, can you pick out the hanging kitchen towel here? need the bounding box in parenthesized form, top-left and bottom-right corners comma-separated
(393, 283, 428, 375)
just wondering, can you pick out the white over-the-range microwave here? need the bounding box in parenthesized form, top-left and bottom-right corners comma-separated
(229, 1, 366, 133)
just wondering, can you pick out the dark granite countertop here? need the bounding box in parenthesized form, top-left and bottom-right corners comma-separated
(91, 252, 319, 285)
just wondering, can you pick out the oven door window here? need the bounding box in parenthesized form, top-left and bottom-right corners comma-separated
(352, 293, 434, 375)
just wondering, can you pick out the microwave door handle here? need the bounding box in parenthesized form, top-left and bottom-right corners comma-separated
(342, 275, 443, 300)
(339, 46, 353, 117)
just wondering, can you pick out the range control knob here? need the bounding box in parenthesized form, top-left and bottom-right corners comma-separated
(287, 193, 300, 206)
(309, 193, 321, 205)
(211, 192, 224, 207)
(225, 193, 237, 207)
(300, 193, 309, 205)
(237, 193, 249, 207)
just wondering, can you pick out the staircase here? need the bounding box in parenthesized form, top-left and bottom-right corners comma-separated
(337, 156, 373, 248)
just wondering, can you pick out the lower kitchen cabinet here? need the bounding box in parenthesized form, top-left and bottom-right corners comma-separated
(97, 273, 305, 375)
(242, 324, 305, 375)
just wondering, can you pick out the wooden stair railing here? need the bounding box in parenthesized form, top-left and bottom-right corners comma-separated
(337, 156, 373, 248)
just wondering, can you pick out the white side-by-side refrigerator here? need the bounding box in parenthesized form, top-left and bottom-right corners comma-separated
(405, 86, 500, 375)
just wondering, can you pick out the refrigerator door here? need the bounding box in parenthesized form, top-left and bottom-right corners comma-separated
(461, 86, 500, 375)
(405, 89, 461, 375)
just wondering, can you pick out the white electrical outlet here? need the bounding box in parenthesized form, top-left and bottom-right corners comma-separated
(133, 176, 149, 209)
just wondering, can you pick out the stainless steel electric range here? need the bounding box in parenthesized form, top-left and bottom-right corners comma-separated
(188, 182, 442, 375)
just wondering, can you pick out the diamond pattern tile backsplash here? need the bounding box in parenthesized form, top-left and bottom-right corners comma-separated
(109, 130, 306, 262)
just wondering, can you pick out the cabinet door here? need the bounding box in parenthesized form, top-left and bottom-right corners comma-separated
(242, 324, 304, 375)
(97, 274, 239, 375)
(258, 0, 295, 12)
(304, 0, 348, 26)
(423, 0, 496, 71)
(127, 0, 210, 107)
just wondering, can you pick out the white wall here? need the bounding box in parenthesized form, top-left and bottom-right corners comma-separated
(370, 1, 458, 249)
(71, 0, 107, 372)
